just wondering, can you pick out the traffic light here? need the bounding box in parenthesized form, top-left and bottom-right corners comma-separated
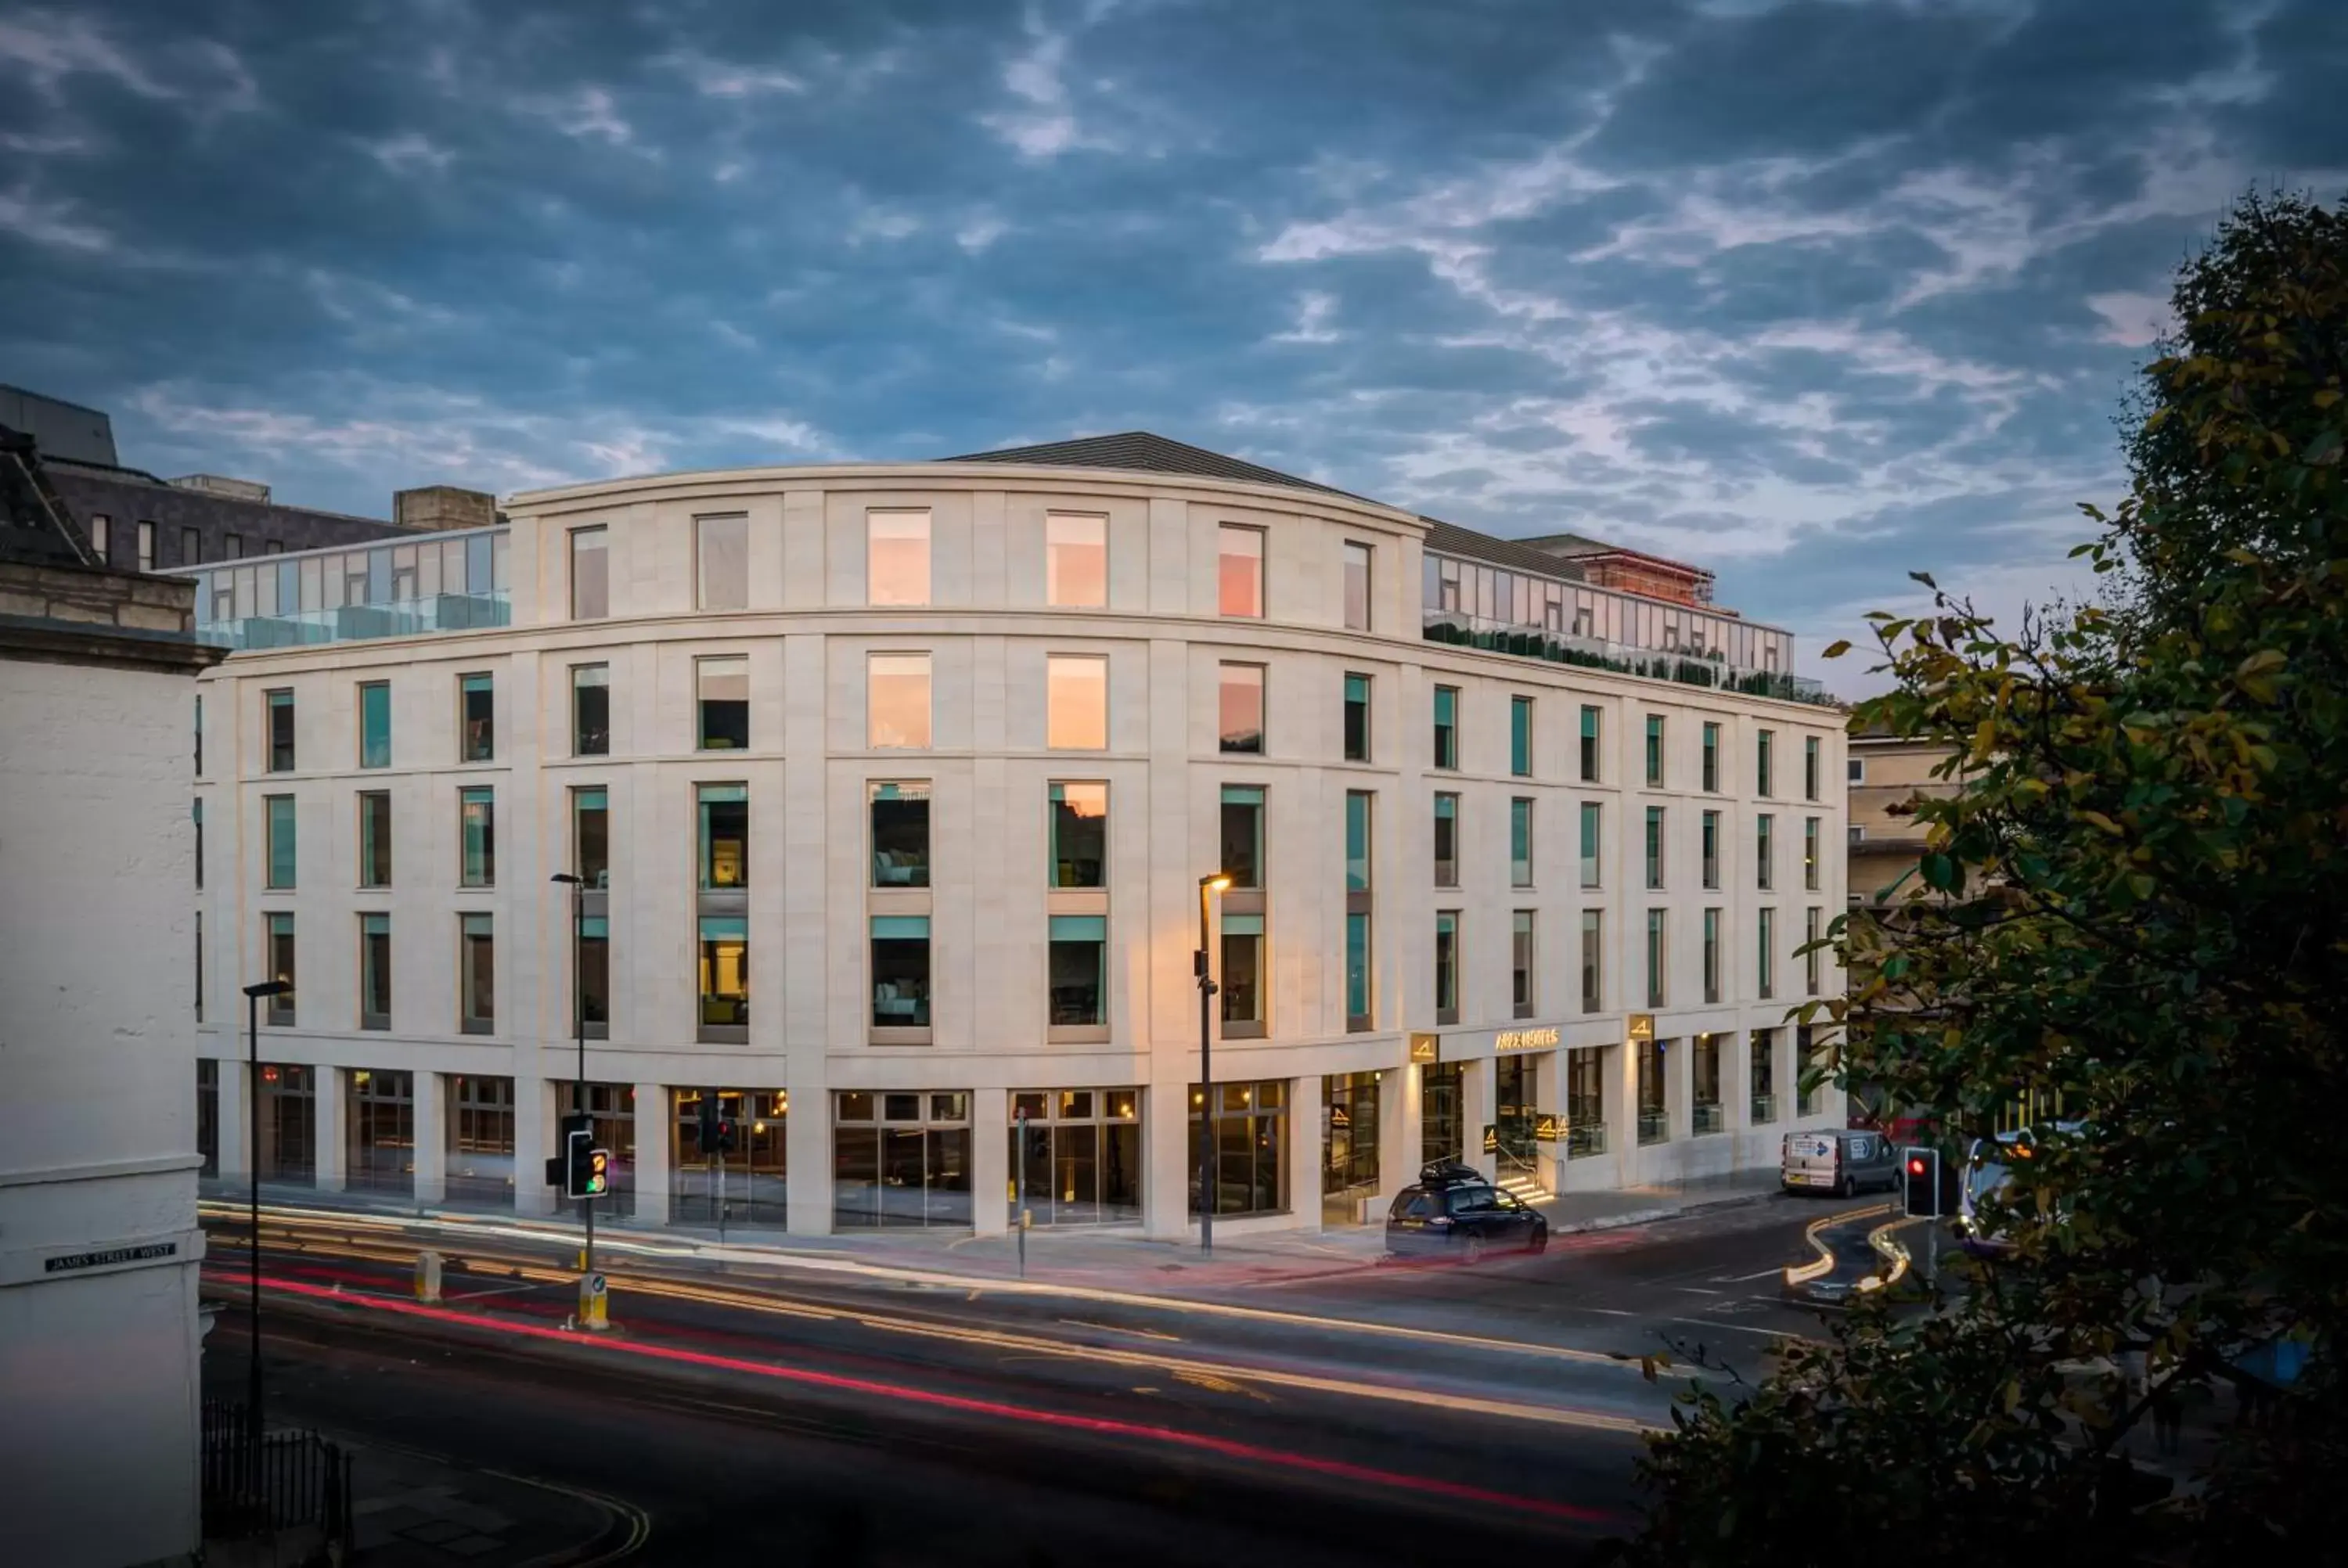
(711, 1115, 739, 1155)
(546, 1112, 592, 1189)
(564, 1129, 610, 1199)
(1903, 1146, 1940, 1219)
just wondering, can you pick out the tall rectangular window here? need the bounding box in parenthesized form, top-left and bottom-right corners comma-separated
(1756, 813, 1775, 890)
(1220, 912, 1265, 1030)
(1579, 801, 1601, 888)
(88, 515, 110, 559)
(137, 520, 154, 571)
(572, 664, 609, 756)
(870, 782, 928, 887)
(1432, 686, 1457, 770)
(1048, 915, 1107, 1026)
(358, 682, 391, 769)
(1345, 911, 1372, 1030)
(1049, 782, 1106, 887)
(1646, 908, 1667, 1009)
(868, 653, 931, 748)
(570, 526, 608, 620)
(1220, 785, 1266, 889)
(1579, 910, 1602, 1013)
(1217, 523, 1264, 618)
(697, 656, 748, 750)
(459, 672, 495, 762)
(1218, 662, 1264, 754)
(1510, 797, 1534, 888)
(193, 798, 203, 889)
(195, 912, 203, 1020)
(223, 530, 242, 559)
(562, 788, 608, 893)
(579, 915, 609, 1033)
(1046, 654, 1107, 750)
(701, 916, 750, 1027)
(360, 913, 391, 1030)
(1806, 906, 1823, 997)
(265, 794, 296, 890)
(1510, 696, 1532, 778)
(1644, 805, 1665, 889)
(1345, 790, 1372, 891)
(194, 694, 202, 775)
(699, 784, 748, 889)
(1804, 735, 1821, 801)
(697, 513, 748, 610)
(1046, 513, 1106, 608)
(461, 914, 495, 1033)
(267, 689, 295, 772)
(459, 787, 495, 887)
(179, 525, 201, 565)
(1342, 541, 1372, 631)
(1512, 910, 1536, 1018)
(266, 913, 296, 1024)
(1758, 906, 1776, 1000)
(1701, 721, 1720, 793)
(870, 915, 931, 1027)
(359, 791, 391, 887)
(1433, 793, 1459, 887)
(1703, 908, 1722, 1004)
(1342, 673, 1371, 762)
(867, 509, 931, 606)
(1757, 729, 1775, 797)
(1805, 817, 1821, 890)
(1434, 912, 1459, 1025)
(1645, 714, 1665, 787)
(1702, 809, 1720, 889)
(1579, 705, 1601, 782)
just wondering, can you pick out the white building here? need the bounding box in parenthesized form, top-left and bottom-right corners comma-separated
(180, 434, 1846, 1240)
(1, 539, 222, 1568)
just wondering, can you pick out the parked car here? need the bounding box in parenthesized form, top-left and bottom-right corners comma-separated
(1781, 1128, 1900, 1197)
(1385, 1160, 1549, 1261)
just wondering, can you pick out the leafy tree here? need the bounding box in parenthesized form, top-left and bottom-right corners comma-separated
(1612, 189, 2347, 1565)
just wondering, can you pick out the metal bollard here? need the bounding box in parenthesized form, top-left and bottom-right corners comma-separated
(578, 1271, 610, 1332)
(415, 1250, 442, 1304)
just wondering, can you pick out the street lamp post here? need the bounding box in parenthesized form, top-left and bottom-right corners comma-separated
(1196, 873, 1230, 1256)
(550, 872, 591, 1276)
(239, 977, 292, 1439)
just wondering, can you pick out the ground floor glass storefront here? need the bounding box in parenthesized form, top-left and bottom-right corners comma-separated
(447, 1074, 515, 1207)
(1009, 1088, 1141, 1226)
(1566, 1048, 1605, 1158)
(1322, 1072, 1381, 1225)
(834, 1091, 971, 1228)
(197, 1059, 218, 1177)
(1189, 1081, 1287, 1216)
(258, 1064, 315, 1185)
(347, 1069, 414, 1193)
(1421, 1062, 1464, 1167)
(1495, 1054, 1537, 1176)
(673, 1088, 788, 1228)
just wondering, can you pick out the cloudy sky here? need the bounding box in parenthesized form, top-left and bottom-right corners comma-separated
(4, 0, 2343, 690)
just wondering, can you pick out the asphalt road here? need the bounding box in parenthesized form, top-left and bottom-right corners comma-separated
(200, 1195, 1877, 1564)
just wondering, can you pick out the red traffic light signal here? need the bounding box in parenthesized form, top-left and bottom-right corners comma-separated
(1907, 1156, 1928, 1176)
(1902, 1146, 1940, 1219)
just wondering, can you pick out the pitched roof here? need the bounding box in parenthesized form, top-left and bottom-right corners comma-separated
(943, 430, 1367, 501)
(1417, 516, 1589, 582)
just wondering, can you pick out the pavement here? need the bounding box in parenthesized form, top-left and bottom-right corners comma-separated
(336, 1437, 632, 1566)
(201, 1167, 1792, 1300)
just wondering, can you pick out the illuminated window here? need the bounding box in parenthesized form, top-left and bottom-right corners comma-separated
(698, 784, 747, 889)
(870, 782, 929, 887)
(700, 917, 749, 1029)
(868, 653, 931, 748)
(1046, 654, 1107, 750)
(1218, 663, 1264, 754)
(1046, 513, 1107, 608)
(867, 509, 931, 606)
(1218, 524, 1264, 617)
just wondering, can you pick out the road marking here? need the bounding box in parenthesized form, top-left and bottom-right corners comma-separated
(1673, 1286, 1723, 1295)
(1061, 1318, 1183, 1342)
(1711, 1268, 1786, 1283)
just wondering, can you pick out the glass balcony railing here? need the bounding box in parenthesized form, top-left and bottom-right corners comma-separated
(1568, 1122, 1607, 1159)
(1637, 1109, 1670, 1145)
(1750, 1093, 1777, 1127)
(1691, 1102, 1726, 1136)
(1422, 610, 1831, 705)
(193, 591, 510, 651)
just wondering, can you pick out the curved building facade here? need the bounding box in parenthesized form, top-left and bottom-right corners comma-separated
(185, 438, 1846, 1238)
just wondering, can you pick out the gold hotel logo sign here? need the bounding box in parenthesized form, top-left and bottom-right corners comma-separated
(1627, 1012, 1655, 1042)
(1494, 1027, 1560, 1052)
(1408, 1033, 1439, 1064)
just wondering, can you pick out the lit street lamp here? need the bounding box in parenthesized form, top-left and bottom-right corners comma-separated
(239, 976, 293, 1437)
(1196, 872, 1230, 1256)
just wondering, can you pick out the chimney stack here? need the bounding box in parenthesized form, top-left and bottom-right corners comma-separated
(394, 486, 499, 532)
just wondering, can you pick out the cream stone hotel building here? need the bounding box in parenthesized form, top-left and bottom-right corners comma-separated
(178, 433, 1846, 1239)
